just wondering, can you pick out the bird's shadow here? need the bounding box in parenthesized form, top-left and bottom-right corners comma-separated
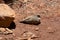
(20, 21, 41, 25)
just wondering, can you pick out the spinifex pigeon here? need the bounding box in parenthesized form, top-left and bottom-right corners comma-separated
(20, 15, 41, 25)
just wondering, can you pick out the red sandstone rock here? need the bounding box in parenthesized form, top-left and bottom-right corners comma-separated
(0, 4, 15, 27)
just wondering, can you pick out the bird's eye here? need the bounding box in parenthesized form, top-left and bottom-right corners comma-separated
(37, 15, 40, 17)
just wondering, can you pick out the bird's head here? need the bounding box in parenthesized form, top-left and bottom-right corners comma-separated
(36, 15, 40, 17)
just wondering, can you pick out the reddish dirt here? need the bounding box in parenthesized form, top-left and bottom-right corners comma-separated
(0, 0, 60, 40)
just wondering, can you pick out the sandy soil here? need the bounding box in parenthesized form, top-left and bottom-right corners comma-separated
(0, 0, 60, 40)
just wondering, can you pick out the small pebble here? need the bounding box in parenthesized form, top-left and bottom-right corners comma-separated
(47, 27, 56, 33)
(35, 27, 39, 31)
(0, 37, 3, 40)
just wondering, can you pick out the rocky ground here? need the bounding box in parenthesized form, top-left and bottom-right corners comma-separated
(0, 0, 60, 40)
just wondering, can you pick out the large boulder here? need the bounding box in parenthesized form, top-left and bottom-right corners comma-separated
(0, 4, 15, 28)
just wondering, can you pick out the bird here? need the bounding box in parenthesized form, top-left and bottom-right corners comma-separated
(20, 15, 41, 25)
